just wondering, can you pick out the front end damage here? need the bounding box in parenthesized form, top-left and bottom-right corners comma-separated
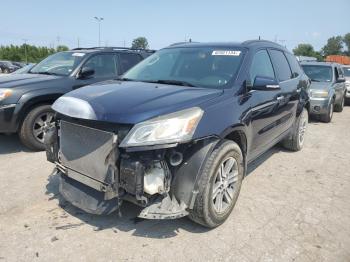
(45, 118, 218, 220)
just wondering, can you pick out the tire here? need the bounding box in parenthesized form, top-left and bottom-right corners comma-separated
(189, 140, 244, 228)
(334, 95, 345, 112)
(282, 108, 308, 152)
(4, 68, 9, 74)
(19, 105, 55, 151)
(320, 100, 334, 123)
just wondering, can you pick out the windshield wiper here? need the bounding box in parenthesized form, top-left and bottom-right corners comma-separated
(144, 79, 196, 87)
(33, 71, 58, 76)
(116, 77, 135, 81)
(310, 79, 320, 82)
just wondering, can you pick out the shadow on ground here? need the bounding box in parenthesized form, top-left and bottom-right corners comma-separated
(0, 134, 31, 154)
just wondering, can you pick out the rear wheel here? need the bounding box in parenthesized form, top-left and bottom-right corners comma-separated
(19, 105, 55, 151)
(282, 108, 308, 151)
(320, 100, 334, 123)
(189, 140, 244, 228)
(3, 68, 9, 74)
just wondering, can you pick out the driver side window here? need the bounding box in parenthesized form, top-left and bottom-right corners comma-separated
(250, 50, 275, 84)
(83, 54, 117, 78)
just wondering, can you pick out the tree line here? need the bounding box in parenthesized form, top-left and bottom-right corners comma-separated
(293, 33, 350, 61)
(0, 45, 69, 63)
(0, 36, 150, 63)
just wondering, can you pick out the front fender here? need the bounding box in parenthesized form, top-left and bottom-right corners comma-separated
(171, 137, 220, 209)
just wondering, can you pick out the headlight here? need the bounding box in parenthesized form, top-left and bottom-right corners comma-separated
(0, 89, 12, 101)
(310, 90, 329, 98)
(120, 107, 204, 147)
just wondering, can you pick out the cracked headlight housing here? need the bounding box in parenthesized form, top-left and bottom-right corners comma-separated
(310, 90, 329, 98)
(120, 107, 204, 147)
(0, 89, 12, 101)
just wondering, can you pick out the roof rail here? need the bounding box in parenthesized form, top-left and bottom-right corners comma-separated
(71, 46, 156, 53)
(169, 41, 199, 46)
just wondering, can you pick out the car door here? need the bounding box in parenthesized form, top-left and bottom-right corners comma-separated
(268, 49, 300, 133)
(248, 49, 297, 160)
(73, 53, 118, 89)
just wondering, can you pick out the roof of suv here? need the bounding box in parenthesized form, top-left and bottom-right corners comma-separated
(167, 40, 288, 51)
(70, 47, 156, 54)
(300, 61, 341, 67)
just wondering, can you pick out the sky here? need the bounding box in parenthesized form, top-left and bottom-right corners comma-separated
(1, 0, 349, 52)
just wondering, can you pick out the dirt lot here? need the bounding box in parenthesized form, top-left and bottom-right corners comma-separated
(0, 108, 349, 262)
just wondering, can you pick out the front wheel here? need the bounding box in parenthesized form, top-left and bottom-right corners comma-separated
(19, 105, 55, 151)
(189, 140, 244, 228)
(320, 100, 334, 123)
(282, 108, 308, 151)
(334, 95, 345, 112)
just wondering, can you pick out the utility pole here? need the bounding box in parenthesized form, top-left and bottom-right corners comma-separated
(56, 36, 60, 48)
(279, 39, 286, 47)
(22, 39, 28, 64)
(77, 37, 80, 48)
(94, 17, 104, 46)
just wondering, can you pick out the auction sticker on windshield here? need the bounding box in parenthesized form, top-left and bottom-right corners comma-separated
(72, 53, 85, 57)
(212, 50, 241, 56)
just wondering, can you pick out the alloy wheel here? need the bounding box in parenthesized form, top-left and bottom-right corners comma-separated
(212, 157, 239, 214)
(298, 111, 308, 146)
(32, 112, 55, 143)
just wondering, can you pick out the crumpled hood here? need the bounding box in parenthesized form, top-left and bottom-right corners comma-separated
(0, 73, 63, 89)
(309, 81, 332, 91)
(53, 81, 223, 124)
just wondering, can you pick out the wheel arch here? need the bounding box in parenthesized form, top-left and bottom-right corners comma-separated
(15, 93, 62, 131)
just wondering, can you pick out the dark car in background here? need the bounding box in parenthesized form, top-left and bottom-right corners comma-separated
(0, 47, 154, 150)
(10, 63, 36, 74)
(0, 61, 19, 73)
(46, 40, 310, 228)
(11, 61, 27, 68)
(301, 62, 346, 122)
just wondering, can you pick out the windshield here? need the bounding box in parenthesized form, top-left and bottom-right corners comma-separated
(302, 65, 333, 82)
(123, 47, 245, 88)
(343, 67, 350, 77)
(30, 52, 85, 76)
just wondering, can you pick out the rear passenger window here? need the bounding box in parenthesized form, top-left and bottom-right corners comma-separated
(269, 50, 292, 82)
(285, 52, 303, 78)
(249, 50, 275, 83)
(119, 53, 142, 74)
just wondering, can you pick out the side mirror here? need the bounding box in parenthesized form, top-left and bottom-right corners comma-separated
(78, 67, 95, 79)
(336, 77, 346, 83)
(251, 76, 280, 91)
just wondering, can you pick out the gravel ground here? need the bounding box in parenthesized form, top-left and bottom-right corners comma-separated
(0, 108, 349, 262)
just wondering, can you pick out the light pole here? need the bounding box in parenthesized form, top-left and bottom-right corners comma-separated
(94, 17, 104, 46)
(22, 39, 28, 64)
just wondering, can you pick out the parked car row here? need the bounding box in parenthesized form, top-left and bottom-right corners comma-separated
(0, 60, 30, 74)
(0, 40, 348, 228)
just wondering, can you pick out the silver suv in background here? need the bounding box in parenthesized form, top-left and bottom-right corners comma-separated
(343, 65, 350, 103)
(301, 62, 346, 122)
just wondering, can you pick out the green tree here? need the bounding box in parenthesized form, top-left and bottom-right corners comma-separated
(293, 43, 323, 61)
(131, 37, 149, 49)
(0, 44, 64, 63)
(56, 45, 69, 52)
(293, 43, 316, 57)
(321, 36, 343, 56)
(343, 33, 350, 55)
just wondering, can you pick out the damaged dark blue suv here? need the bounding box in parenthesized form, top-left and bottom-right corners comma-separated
(46, 40, 310, 228)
